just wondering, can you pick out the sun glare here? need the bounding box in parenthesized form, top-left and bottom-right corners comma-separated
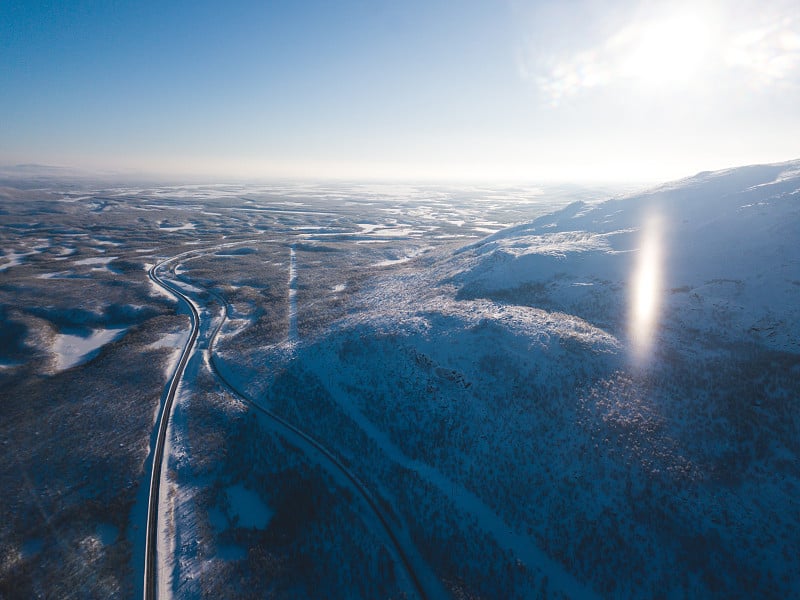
(531, 4, 756, 105)
(620, 12, 716, 87)
(630, 215, 662, 362)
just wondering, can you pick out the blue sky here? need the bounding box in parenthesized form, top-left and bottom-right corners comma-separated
(1, 0, 798, 182)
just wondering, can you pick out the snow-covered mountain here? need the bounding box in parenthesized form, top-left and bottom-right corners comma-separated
(451, 159, 800, 355)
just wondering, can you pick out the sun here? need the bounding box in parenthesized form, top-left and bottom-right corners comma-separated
(618, 10, 718, 88)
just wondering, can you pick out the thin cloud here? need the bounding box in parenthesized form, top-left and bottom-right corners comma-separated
(519, 3, 800, 106)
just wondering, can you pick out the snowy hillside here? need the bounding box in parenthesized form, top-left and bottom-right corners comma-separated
(452, 159, 800, 355)
(217, 160, 800, 598)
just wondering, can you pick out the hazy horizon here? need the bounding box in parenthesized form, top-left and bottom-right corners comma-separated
(2, 0, 798, 183)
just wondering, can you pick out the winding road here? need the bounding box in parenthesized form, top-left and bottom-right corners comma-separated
(143, 244, 433, 600)
(143, 252, 201, 600)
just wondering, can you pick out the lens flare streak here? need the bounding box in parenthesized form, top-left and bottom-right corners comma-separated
(630, 216, 662, 361)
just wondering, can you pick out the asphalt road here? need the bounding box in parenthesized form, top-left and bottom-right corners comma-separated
(143, 256, 200, 600)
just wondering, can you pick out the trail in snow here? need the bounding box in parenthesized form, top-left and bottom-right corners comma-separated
(157, 411, 176, 600)
(317, 375, 599, 600)
(288, 245, 298, 343)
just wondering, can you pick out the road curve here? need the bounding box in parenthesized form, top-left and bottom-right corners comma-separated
(143, 255, 200, 600)
(145, 243, 434, 600)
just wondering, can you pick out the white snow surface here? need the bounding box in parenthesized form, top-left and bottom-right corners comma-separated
(147, 330, 191, 378)
(73, 256, 117, 266)
(0, 249, 39, 271)
(287, 246, 298, 344)
(159, 222, 196, 232)
(52, 327, 127, 372)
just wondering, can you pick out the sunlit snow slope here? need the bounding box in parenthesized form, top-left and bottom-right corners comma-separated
(452, 159, 800, 355)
